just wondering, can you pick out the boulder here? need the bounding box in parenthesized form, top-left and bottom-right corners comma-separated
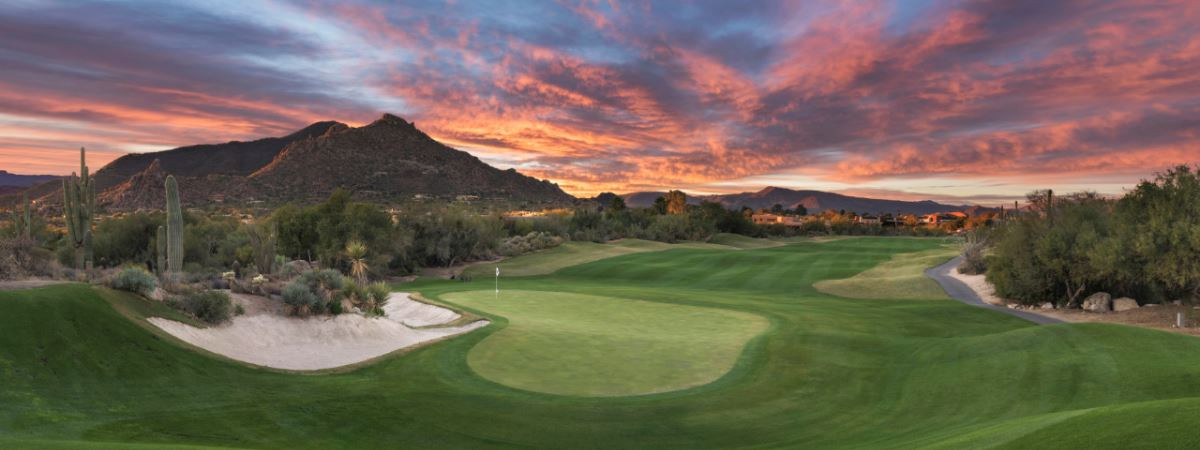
(1082, 292, 1112, 313)
(1039, 302, 1055, 310)
(1113, 297, 1139, 312)
(283, 260, 313, 276)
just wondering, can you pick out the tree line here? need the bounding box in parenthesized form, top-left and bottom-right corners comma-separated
(985, 165, 1200, 306)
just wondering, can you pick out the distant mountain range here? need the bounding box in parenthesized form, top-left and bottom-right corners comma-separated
(0, 170, 56, 188)
(13, 114, 572, 210)
(618, 187, 975, 215)
(4, 114, 989, 215)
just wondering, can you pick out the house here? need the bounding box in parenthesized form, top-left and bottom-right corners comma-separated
(922, 212, 967, 226)
(752, 213, 806, 227)
(857, 214, 880, 225)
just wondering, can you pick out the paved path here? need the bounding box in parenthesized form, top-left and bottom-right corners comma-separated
(926, 256, 1062, 325)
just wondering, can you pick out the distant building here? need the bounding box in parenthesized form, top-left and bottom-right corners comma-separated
(857, 215, 880, 225)
(752, 213, 806, 227)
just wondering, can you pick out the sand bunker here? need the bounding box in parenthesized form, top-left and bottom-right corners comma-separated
(149, 292, 487, 371)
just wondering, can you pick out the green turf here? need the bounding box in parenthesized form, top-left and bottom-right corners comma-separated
(707, 233, 786, 249)
(444, 289, 768, 396)
(813, 244, 959, 300)
(4, 237, 1200, 449)
(462, 238, 730, 277)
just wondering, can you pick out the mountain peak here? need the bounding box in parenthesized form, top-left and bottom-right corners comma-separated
(371, 113, 415, 128)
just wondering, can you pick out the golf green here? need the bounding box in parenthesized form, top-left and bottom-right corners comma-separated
(444, 290, 769, 396)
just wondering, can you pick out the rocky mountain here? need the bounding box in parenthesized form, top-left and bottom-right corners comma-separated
(0, 170, 56, 188)
(91, 121, 344, 192)
(620, 187, 971, 215)
(15, 113, 573, 210)
(246, 114, 571, 203)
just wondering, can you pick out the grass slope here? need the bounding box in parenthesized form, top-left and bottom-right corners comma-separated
(445, 290, 768, 396)
(707, 233, 786, 249)
(462, 239, 729, 278)
(813, 244, 959, 300)
(3, 238, 1200, 448)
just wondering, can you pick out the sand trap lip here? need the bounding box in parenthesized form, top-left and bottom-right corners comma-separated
(148, 292, 487, 371)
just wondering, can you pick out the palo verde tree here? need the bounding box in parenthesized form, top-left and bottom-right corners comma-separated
(63, 147, 96, 270)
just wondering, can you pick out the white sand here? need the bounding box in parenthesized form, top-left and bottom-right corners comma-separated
(947, 270, 1006, 306)
(149, 292, 487, 371)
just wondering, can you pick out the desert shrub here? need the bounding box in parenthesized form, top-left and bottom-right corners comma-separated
(0, 237, 53, 280)
(282, 281, 320, 314)
(170, 290, 233, 324)
(341, 281, 368, 304)
(498, 231, 564, 256)
(958, 247, 987, 275)
(366, 282, 391, 316)
(109, 267, 158, 296)
(284, 269, 347, 315)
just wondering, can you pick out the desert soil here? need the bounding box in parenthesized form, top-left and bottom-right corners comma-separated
(148, 292, 488, 370)
(950, 263, 1200, 336)
(0, 279, 69, 291)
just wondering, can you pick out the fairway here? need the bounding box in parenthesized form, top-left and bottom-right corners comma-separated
(814, 244, 959, 300)
(444, 290, 768, 396)
(5, 237, 1200, 449)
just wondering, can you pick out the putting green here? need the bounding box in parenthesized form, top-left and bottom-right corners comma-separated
(443, 289, 769, 396)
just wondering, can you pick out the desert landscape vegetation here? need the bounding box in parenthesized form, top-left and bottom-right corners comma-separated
(3, 0, 1200, 449)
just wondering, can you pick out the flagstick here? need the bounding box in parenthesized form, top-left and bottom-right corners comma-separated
(495, 267, 500, 295)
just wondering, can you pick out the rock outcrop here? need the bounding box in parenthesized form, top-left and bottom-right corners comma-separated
(1082, 292, 1113, 312)
(1113, 297, 1139, 312)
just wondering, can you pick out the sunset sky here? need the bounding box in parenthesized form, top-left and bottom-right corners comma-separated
(1, 0, 1198, 203)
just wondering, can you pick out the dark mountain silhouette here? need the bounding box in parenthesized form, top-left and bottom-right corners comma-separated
(245, 114, 572, 203)
(621, 186, 972, 215)
(92, 121, 344, 191)
(0, 171, 56, 188)
(14, 114, 572, 210)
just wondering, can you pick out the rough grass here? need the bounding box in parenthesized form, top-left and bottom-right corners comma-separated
(444, 289, 768, 396)
(813, 245, 959, 300)
(4, 238, 1200, 448)
(707, 233, 786, 249)
(462, 238, 729, 278)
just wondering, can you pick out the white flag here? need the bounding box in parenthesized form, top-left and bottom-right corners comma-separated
(496, 267, 500, 276)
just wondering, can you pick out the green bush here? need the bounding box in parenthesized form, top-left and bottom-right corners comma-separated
(282, 281, 320, 314)
(366, 282, 391, 316)
(110, 267, 158, 296)
(170, 290, 233, 324)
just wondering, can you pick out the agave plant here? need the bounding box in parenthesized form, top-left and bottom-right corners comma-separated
(345, 240, 369, 283)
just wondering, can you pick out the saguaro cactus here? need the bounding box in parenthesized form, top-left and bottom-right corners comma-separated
(13, 193, 32, 239)
(156, 225, 167, 275)
(165, 175, 184, 275)
(63, 147, 95, 269)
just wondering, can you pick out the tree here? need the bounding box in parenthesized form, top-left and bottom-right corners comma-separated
(1112, 165, 1200, 301)
(652, 196, 668, 215)
(608, 195, 627, 212)
(770, 204, 785, 214)
(665, 190, 688, 215)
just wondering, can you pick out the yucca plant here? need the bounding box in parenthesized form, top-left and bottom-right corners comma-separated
(345, 240, 369, 284)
